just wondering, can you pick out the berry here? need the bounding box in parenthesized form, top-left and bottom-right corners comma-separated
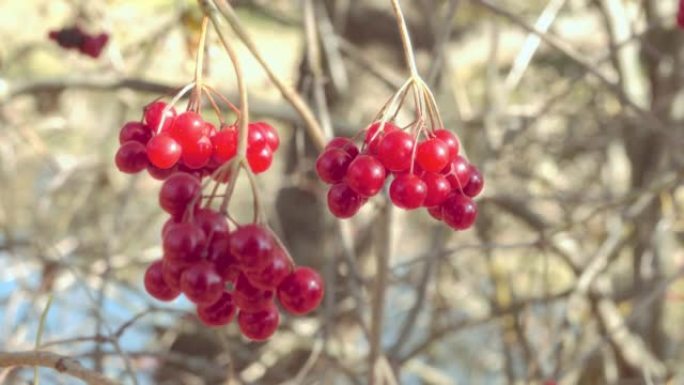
(463, 165, 484, 197)
(144, 101, 176, 133)
(433, 129, 460, 160)
(80, 33, 109, 58)
(163, 223, 206, 264)
(327, 183, 365, 219)
(147, 163, 177, 180)
(427, 205, 443, 220)
(193, 209, 229, 240)
(171, 112, 205, 147)
(326, 137, 359, 158)
(389, 174, 427, 210)
(48, 26, 85, 49)
(115, 141, 148, 174)
(229, 225, 275, 271)
(345, 155, 386, 197)
(211, 126, 238, 164)
(159, 172, 201, 217)
(245, 247, 293, 290)
(197, 291, 236, 327)
(422, 173, 451, 207)
(445, 156, 471, 190)
(254, 122, 280, 150)
(316, 148, 353, 184)
(237, 305, 280, 341)
(247, 145, 273, 174)
(441, 193, 477, 230)
(203, 122, 217, 137)
(180, 262, 225, 305)
(119, 122, 152, 145)
(144, 260, 180, 301)
(247, 123, 267, 148)
(365, 122, 398, 154)
(207, 233, 240, 282)
(146, 134, 181, 169)
(161, 259, 186, 290)
(377, 130, 415, 172)
(277, 267, 324, 315)
(233, 273, 274, 311)
(416, 138, 450, 173)
(181, 135, 213, 169)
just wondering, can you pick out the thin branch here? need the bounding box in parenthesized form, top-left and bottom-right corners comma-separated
(0, 351, 118, 385)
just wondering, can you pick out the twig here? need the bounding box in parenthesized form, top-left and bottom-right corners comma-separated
(0, 351, 118, 385)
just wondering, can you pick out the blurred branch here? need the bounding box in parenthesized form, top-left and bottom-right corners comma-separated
(0, 351, 118, 385)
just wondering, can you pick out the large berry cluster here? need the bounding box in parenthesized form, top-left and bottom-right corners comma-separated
(316, 121, 483, 230)
(115, 101, 279, 180)
(48, 25, 109, 58)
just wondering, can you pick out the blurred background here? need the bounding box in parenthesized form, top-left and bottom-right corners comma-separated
(1, 0, 684, 384)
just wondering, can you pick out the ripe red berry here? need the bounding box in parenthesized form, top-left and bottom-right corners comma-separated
(254, 122, 280, 150)
(144, 101, 176, 133)
(207, 233, 240, 282)
(345, 155, 387, 197)
(180, 262, 225, 305)
(377, 130, 415, 172)
(233, 273, 274, 312)
(163, 223, 206, 264)
(203, 122, 217, 137)
(147, 163, 177, 180)
(161, 259, 186, 290)
(171, 112, 205, 148)
(277, 267, 324, 315)
(80, 33, 109, 58)
(211, 126, 238, 164)
(326, 137, 359, 158)
(421, 173, 451, 207)
(416, 138, 450, 173)
(159, 172, 201, 217)
(463, 165, 484, 197)
(316, 148, 353, 184)
(197, 291, 236, 327)
(247, 145, 273, 174)
(245, 247, 293, 290)
(433, 129, 460, 160)
(115, 141, 148, 174)
(389, 174, 427, 210)
(427, 205, 443, 220)
(247, 123, 267, 148)
(441, 193, 478, 230)
(119, 122, 152, 145)
(237, 305, 280, 341)
(229, 225, 275, 271)
(146, 134, 181, 169)
(144, 260, 180, 301)
(327, 183, 365, 219)
(193, 209, 229, 240)
(181, 135, 213, 169)
(365, 122, 398, 154)
(445, 156, 471, 190)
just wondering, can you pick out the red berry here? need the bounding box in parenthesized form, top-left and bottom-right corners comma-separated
(193, 209, 229, 240)
(197, 291, 236, 327)
(463, 165, 484, 197)
(161, 259, 186, 290)
(203, 122, 217, 137)
(233, 273, 274, 311)
(254, 122, 280, 150)
(345, 155, 386, 197)
(326, 137, 359, 158)
(316, 148, 353, 184)
(229, 225, 275, 271)
(327, 183, 365, 219)
(170, 112, 205, 147)
(144, 260, 180, 301)
(147, 163, 177, 180)
(247, 123, 267, 148)
(237, 305, 280, 341)
(146, 134, 181, 169)
(445, 156, 471, 190)
(433, 129, 460, 160)
(207, 233, 240, 282)
(422, 173, 451, 207)
(245, 247, 293, 290)
(159, 172, 201, 217)
(211, 126, 238, 164)
(277, 267, 324, 315)
(49, 26, 85, 49)
(416, 138, 450, 173)
(247, 145, 273, 174)
(180, 262, 225, 305)
(441, 193, 477, 230)
(80, 33, 109, 58)
(181, 135, 213, 169)
(377, 130, 415, 172)
(163, 223, 206, 264)
(119, 122, 152, 144)
(389, 174, 427, 209)
(144, 101, 176, 133)
(365, 122, 398, 154)
(427, 205, 443, 220)
(115, 141, 148, 174)
(161, 217, 179, 238)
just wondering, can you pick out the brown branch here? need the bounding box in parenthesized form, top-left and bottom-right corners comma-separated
(0, 351, 119, 385)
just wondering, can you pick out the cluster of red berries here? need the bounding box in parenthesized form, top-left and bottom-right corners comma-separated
(316, 122, 483, 230)
(48, 26, 109, 58)
(679, 0, 684, 29)
(114, 101, 279, 180)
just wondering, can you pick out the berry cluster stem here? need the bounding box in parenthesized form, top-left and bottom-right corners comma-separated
(389, 0, 420, 79)
(191, 16, 210, 111)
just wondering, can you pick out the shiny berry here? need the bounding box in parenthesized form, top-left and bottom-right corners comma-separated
(326, 137, 359, 158)
(247, 123, 267, 148)
(247, 145, 273, 174)
(159, 172, 201, 217)
(463, 166, 484, 197)
(327, 183, 365, 219)
(229, 225, 275, 271)
(146, 134, 181, 169)
(427, 205, 443, 220)
(233, 273, 274, 311)
(144, 260, 180, 301)
(180, 262, 224, 304)
(345, 155, 386, 197)
(163, 223, 206, 264)
(170, 112, 205, 147)
(365, 122, 398, 154)
(211, 126, 238, 164)
(445, 156, 471, 190)
(277, 267, 324, 315)
(181, 135, 213, 169)
(237, 305, 280, 341)
(316, 148, 353, 184)
(197, 291, 236, 327)
(377, 130, 415, 172)
(245, 247, 293, 290)
(144, 101, 176, 133)
(389, 174, 427, 209)
(119, 122, 152, 144)
(147, 163, 177, 180)
(207, 233, 240, 282)
(255, 122, 280, 150)
(161, 259, 186, 290)
(434, 129, 460, 160)
(115, 141, 148, 174)
(442, 193, 478, 230)
(193, 209, 229, 240)
(422, 173, 451, 207)
(416, 138, 450, 173)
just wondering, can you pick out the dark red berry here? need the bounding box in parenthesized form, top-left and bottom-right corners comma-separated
(197, 291, 236, 327)
(180, 262, 225, 305)
(144, 260, 180, 301)
(434, 129, 460, 160)
(181, 135, 213, 169)
(245, 247, 293, 290)
(326, 137, 359, 158)
(211, 126, 238, 164)
(119, 122, 152, 144)
(445, 156, 471, 190)
(416, 138, 450, 173)
(463, 165, 484, 197)
(171, 112, 205, 148)
(147, 163, 177, 180)
(237, 305, 280, 341)
(115, 141, 148, 174)
(389, 174, 427, 209)
(345, 155, 386, 197)
(247, 145, 273, 174)
(422, 173, 451, 207)
(163, 223, 206, 264)
(207, 233, 240, 282)
(441, 193, 478, 230)
(327, 183, 365, 219)
(80, 33, 109, 58)
(161, 259, 187, 290)
(316, 148, 353, 184)
(233, 273, 274, 311)
(144, 101, 176, 133)
(48, 26, 85, 49)
(277, 267, 324, 315)
(427, 205, 443, 220)
(146, 134, 181, 169)
(159, 172, 201, 217)
(193, 209, 229, 240)
(229, 225, 275, 271)
(377, 130, 415, 172)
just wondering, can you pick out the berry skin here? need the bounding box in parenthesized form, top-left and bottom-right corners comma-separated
(146, 134, 182, 169)
(345, 155, 387, 197)
(171, 112, 205, 148)
(247, 123, 267, 148)
(416, 138, 450, 173)
(233, 273, 274, 312)
(147, 163, 177, 180)
(245, 247, 293, 290)
(427, 205, 443, 221)
(247, 145, 273, 174)
(197, 291, 236, 327)
(193, 209, 229, 240)
(463, 165, 484, 197)
(181, 135, 213, 169)
(144, 101, 176, 133)
(377, 130, 415, 172)
(115, 141, 148, 174)
(229, 225, 275, 271)
(433, 129, 460, 160)
(119, 121, 152, 145)
(389, 174, 427, 210)
(144, 260, 180, 301)
(159, 172, 201, 217)
(207, 233, 240, 282)
(237, 305, 280, 341)
(163, 223, 206, 264)
(80, 33, 109, 58)
(316, 148, 353, 184)
(211, 126, 238, 164)
(161, 259, 186, 290)
(445, 156, 471, 190)
(365, 122, 398, 154)
(48, 26, 85, 49)
(277, 267, 324, 315)
(327, 183, 365, 219)
(441, 193, 478, 230)
(326, 137, 359, 158)
(180, 262, 225, 305)
(422, 173, 451, 207)
(254, 122, 280, 150)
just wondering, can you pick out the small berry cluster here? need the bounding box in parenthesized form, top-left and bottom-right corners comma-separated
(316, 121, 483, 230)
(48, 26, 109, 58)
(115, 101, 279, 180)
